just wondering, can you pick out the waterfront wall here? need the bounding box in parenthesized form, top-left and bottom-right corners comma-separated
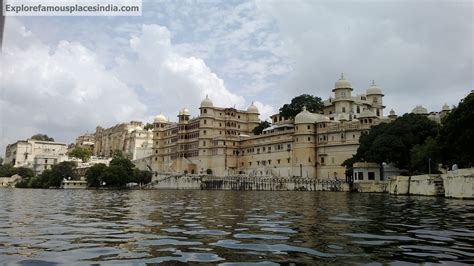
(388, 168, 474, 199)
(388, 175, 445, 196)
(353, 181, 388, 193)
(443, 168, 474, 199)
(148, 174, 350, 192)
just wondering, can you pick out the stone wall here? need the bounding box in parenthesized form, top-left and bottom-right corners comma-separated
(388, 175, 444, 196)
(147, 174, 350, 192)
(443, 168, 474, 199)
(388, 168, 474, 199)
(353, 181, 388, 193)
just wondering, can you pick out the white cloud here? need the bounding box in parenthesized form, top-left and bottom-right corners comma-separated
(0, 18, 147, 152)
(114, 24, 253, 120)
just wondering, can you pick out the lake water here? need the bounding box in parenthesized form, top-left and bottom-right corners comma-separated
(0, 189, 473, 265)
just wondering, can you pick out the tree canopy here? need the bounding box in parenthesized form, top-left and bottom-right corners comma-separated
(30, 134, 55, 141)
(85, 157, 152, 188)
(68, 146, 92, 162)
(252, 121, 271, 135)
(343, 113, 439, 174)
(19, 161, 77, 188)
(279, 94, 324, 118)
(144, 123, 154, 130)
(0, 164, 34, 178)
(437, 92, 474, 168)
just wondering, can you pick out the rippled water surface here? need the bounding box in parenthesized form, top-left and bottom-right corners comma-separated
(0, 189, 473, 265)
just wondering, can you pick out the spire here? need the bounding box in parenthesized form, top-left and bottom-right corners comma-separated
(371, 80, 376, 86)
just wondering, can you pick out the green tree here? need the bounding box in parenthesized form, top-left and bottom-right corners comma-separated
(132, 168, 152, 185)
(99, 157, 135, 187)
(0, 164, 16, 177)
(411, 137, 441, 174)
(279, 94, 324, 119)
(343, 113, 439, 174)
(85, 163, 107, 187)
(15, 167, 34, 178)
(46, 161, 77, 188)
(0, 156, 3, 165)
(144, 123, 154, 130)
(68, 146, 92, 162)
(252, 121, 271, 135)
(438, 92, 474, 168)
(30, 134, 55, 141)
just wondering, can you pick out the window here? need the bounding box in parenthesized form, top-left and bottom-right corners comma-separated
(368, 172, 375, 180)
(308, 137, 311, 141)
(307, 125, 311, 130)
(359, 172, 364, 180)
(357, 106, 360, 113)
(203, 141, 206, 147)
(321, 157, 325, 164)
(203, 109, 207, 114)
(277, 159, 281, 164)
(203, 130, 207, 135)
(342, 107, 346, 113)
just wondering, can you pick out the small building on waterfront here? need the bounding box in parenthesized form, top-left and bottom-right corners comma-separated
(353, 162, 381, 182)
(61, 178, 87, 189)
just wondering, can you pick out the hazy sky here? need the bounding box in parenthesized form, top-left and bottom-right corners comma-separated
(0, 0, 472, 154)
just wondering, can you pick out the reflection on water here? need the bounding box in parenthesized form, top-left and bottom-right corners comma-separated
(0, 189, 473, 264)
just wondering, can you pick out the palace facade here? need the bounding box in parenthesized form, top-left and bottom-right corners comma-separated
(151, 75, 390, 179)
(90, 121, 153, 160)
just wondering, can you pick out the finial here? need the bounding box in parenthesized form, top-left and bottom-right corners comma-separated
(206, 94, 208, 98)
(340, 72, 345, 80)
(371, 80, 376, 86)
(302, 106, 307, 111)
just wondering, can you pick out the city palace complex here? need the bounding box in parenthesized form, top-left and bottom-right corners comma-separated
(4, 74, 451, 180)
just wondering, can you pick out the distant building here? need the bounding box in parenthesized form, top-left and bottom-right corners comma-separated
(75, 133, 95, 152)
(92, 121, 153, 160)
(411, 103, 450, 124)
(150, 74, 389, 179)
(4, 139, 68, 175)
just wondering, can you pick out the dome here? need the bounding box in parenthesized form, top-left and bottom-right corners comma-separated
(154, 113, 167, 123)
(412, 105, 428, 115)
(366, 80, 383, 95)
(315, 114, 330, 123)
(389, 109, 396, 116)
(442, 103, 450, 111)
(334, 73, 352, 90)
(135, 126, 143, 131)
(295, 106, 316, 124)
(200, 95, 213, 107)
(359, 109, 377, 118)
(247, 102, 259, 113)
(179, 108, 190, 116)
